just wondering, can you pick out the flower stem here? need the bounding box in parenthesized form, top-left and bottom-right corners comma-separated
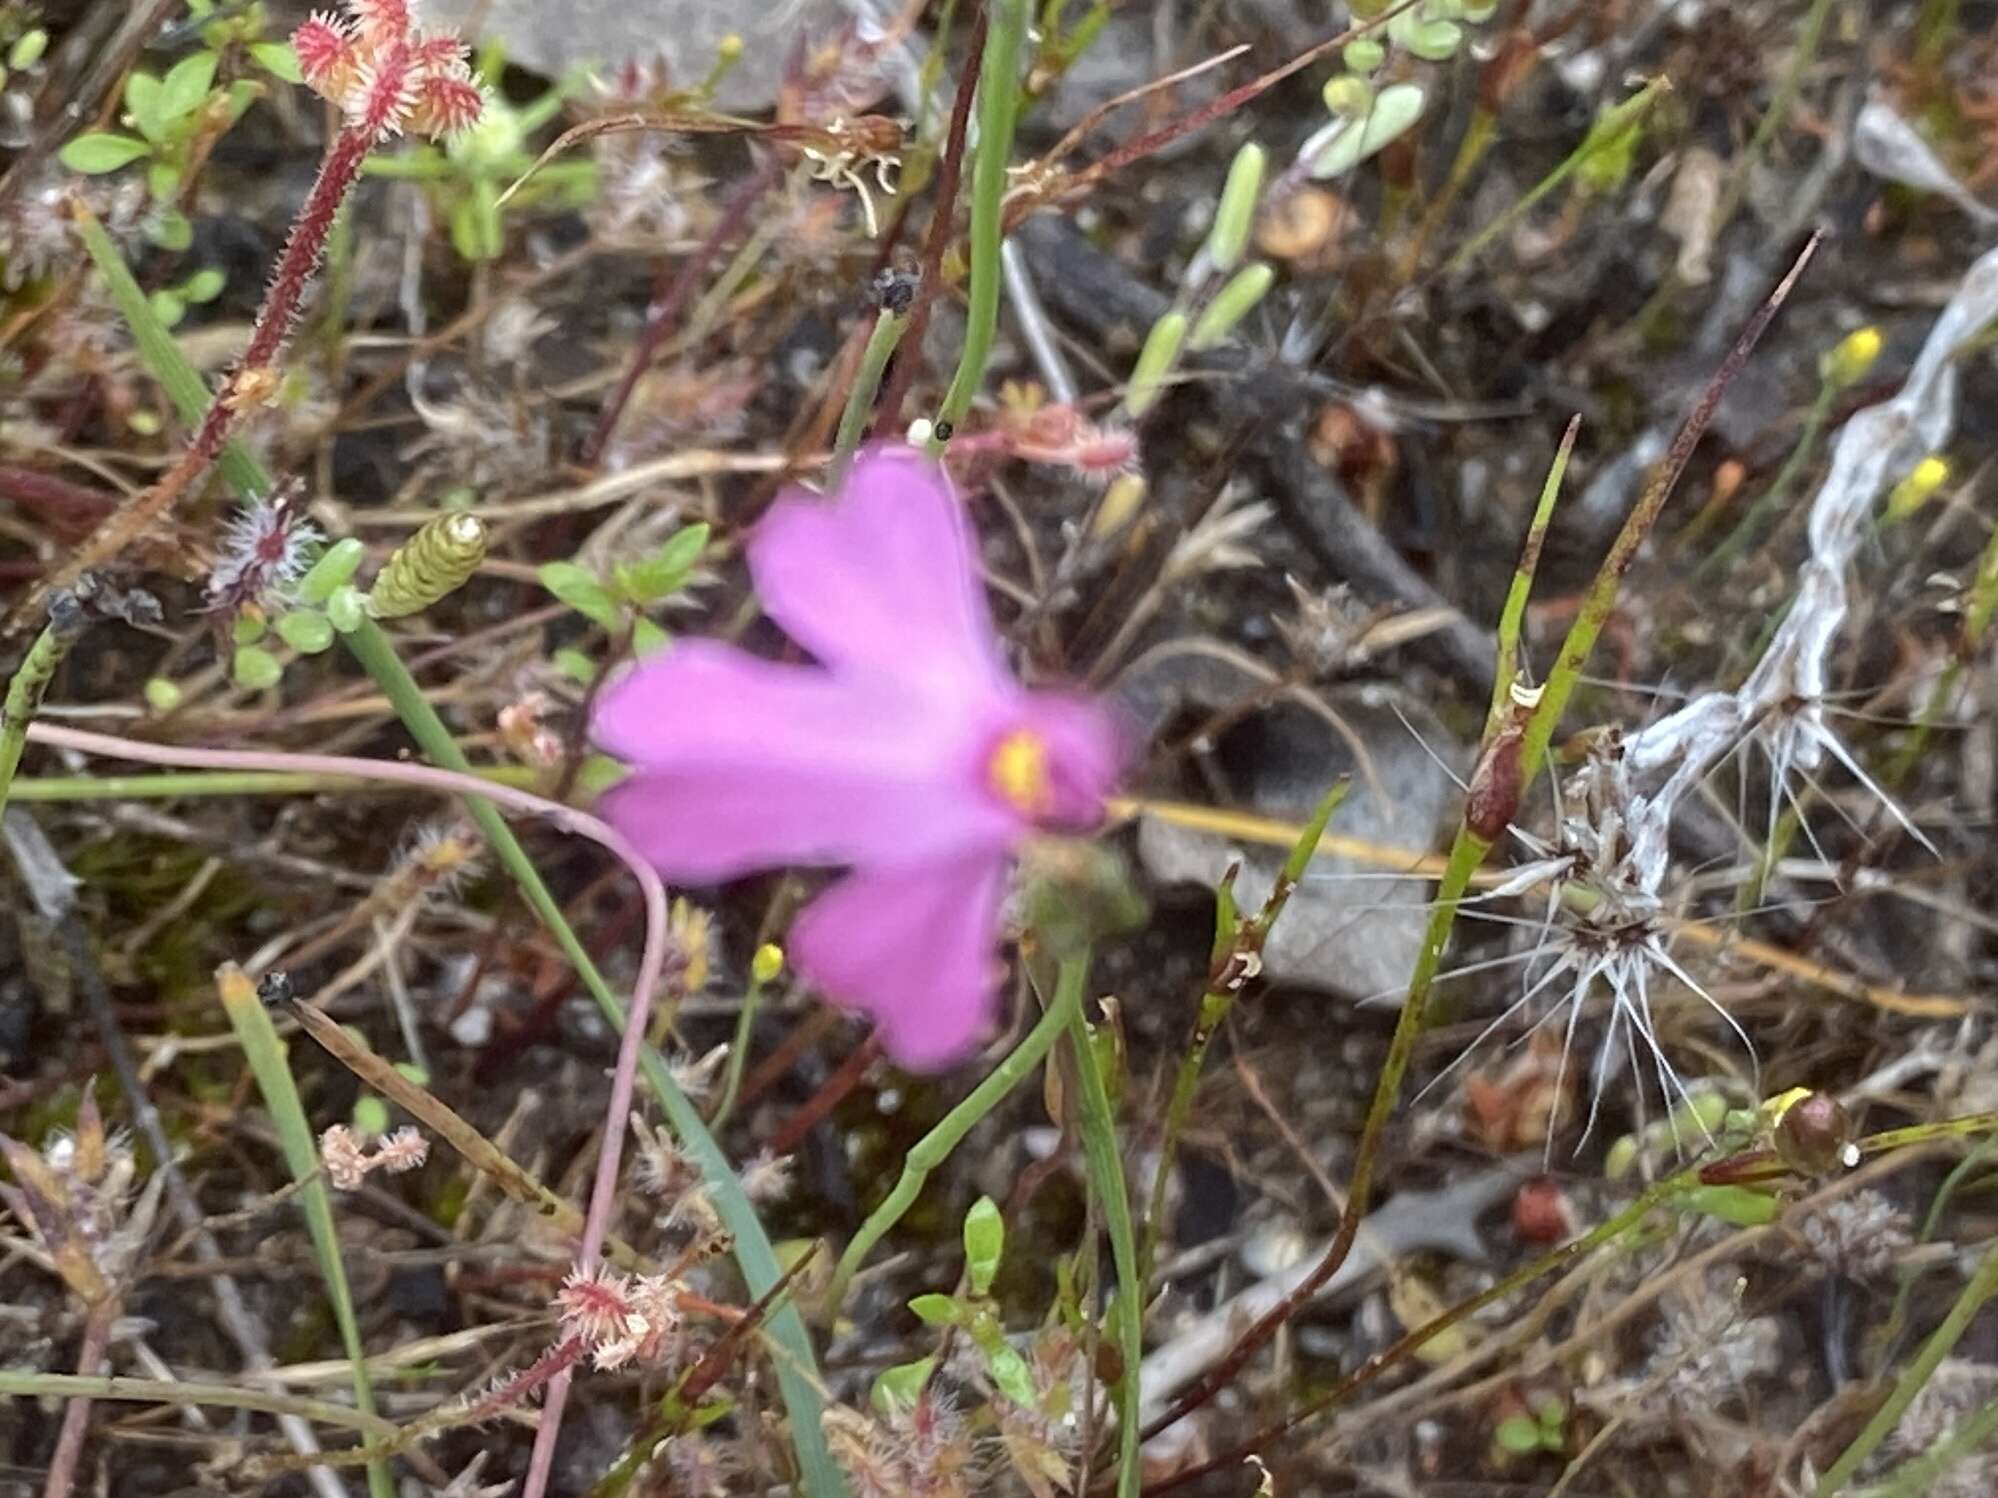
(1814, 1236, 1998, 1495)
(338, 617, 843, 1498)
(6, 765, 542, 801)
(932, 0, 1029, 445)
(830, 304, 910, 484)
(825, 952, 1089, 1314)
(1065, 994, 1140, 1497)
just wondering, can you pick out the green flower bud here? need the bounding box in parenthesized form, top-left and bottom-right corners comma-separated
(751, 942, 784, 984)
(1884, 455, 1949, 524)
(1820, 325, 1883, 389)
(1124, 310, 1187, 418)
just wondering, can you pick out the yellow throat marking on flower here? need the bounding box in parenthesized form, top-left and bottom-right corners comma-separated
(989, 729, 1053, 818)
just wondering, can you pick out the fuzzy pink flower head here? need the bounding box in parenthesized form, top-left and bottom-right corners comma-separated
(593, 445, 1123, 1070)
(293, 0, 481, 142)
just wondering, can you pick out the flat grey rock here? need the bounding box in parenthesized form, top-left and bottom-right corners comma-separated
(425, 0, 847, 110)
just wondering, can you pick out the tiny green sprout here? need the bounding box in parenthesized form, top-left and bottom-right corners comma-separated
(232, 642, 283, 691)
(1190, 262, 1275, 350)
(149, 289, 186, 328)
(1124, 310, 1187, 417)
(751, 942, 784, 984)
(276, 609, 335, 654)
(299, 538, 367, 605)
(147, 207, 194, 252)
(963, 1196, 1003, 1296)
(1204, 143, 1265, 272)
(1821, 325, 1883, 389)
(1885, 454, 1950, 523)
(143, 677, 184, 713)
(352, 1094, 390, 1138)
(908, 1293, 962, 1327)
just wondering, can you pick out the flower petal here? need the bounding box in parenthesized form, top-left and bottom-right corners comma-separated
(593, 641, 1013, 880)
(788, 854, 1011, 1070)
(750, 444, 1001, 687)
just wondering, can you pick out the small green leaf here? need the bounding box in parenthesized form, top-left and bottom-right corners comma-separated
(963, 1196, 1003, 1297)
(325, 584, 368, 634)
(124, 71, 167, 139)
(58, 132, 151, 173)
(160, 51, 220, 122)
(180, 267, 226, 303)
(1494, 1413, 1544, 1455)
(149, 289, 186, 327)
(975, 1331, 1037, 1408)
(631, 617, 670, 655)
(538, 560, 621, 629)
(906, 1294, 963, 1328)
(143, 677, 184, 713)
(146, 208, 194, 252)
(233, 611, 267, 646)
(870, 1358, 933, 1415)
(351, 1095, 390, 1138)
(146, 160, 183, 200)
(613, 523, 710, 603)
(232, 643, 283, 691)
(277, 609, 336, 654)
(10, 29, 48, 71)
(552, 647, 598, 684)
(251, 41, 303, 84)
(220, 78, 262, 126)
(1682, 1184, 1780, 1227)
(299, 538, 367, 604)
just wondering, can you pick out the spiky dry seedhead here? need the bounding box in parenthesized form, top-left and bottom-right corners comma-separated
(552, 1264, 686, 1371)
(0, 1090, 163, 1305)
(294, 0, 483, 143)
(318, 1123, 428, 1190)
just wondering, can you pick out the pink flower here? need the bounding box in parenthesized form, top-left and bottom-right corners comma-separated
(593, 445, 1121, 1069)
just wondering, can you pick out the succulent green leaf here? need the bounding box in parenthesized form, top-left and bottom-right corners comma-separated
(58, 132, 152, 173)
(963, 1196, 1004, 1296)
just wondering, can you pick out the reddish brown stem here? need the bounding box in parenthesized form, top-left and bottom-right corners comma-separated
(10, 126, 376, 630)
(42, 1299, 117, 1498)
(873, 2, 988, 437)
(581, 151, 784, 468)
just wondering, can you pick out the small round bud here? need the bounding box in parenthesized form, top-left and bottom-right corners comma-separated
(751, 943, 784, 984)
(1884, 454, 1949, 523)
(1773, 1091, 1857, 1175)
(1820, 325, 1883, 390)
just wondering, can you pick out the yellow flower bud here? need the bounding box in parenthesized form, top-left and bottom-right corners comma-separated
(1820, 325, 1882, 389)
(1885, 455, 1949, 523)
(751, 942, 784, 984)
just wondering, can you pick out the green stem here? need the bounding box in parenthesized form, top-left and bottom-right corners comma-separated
(0, 1370, 398, 1438)
(8, 765, 543, 801)
(932, 0, 1029, 443)
(1702, 378, 1836, 573)
(831, 305, 910, 484)
(825, 953, 1087, 1313)
(711, 967, 772, 1128)
(1066, 994, 1140, 1497)
(1815, 1237, 1998, 1494)
(1442, 79, 1668, 279)
(1714, 0, 1838, 233)
(339, 616, 843, 1498)
(1861, 1380, 1998, 1498)
(0, 614, 82, 815)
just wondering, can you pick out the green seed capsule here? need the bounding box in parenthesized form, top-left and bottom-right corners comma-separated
(1205, 143, 1265, 273)
(233, 643, 283, 691)
(1190, 262, 1275, 350)
(1124, 311, 1187, 419)
(367, 513, 487, 618)
(276, 608, 336, 654)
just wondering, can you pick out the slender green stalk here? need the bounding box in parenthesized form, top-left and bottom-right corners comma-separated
(831, 304, 910, 484)
(218, 964, 394, 1498)
(1815, 1237, 1998, 1494)
(1491, 415, 1581, 728)
(0, 612, 84, 815)
(1861, 1380, 1998, 1498)
(8, 765, 543, 801)
(825, 954, 1087, 1312)
(72, 202, 270, 499)
(1442, 79, 1668, 278)
(1701, 379, 1836, 572)
(339, 616, 843, 1498)
(932, 0, 1029, 443)
(711, 962, 774, 1128)
(1066, 994, 1140, 1496)
(0, 1370, 398, 1438)
(1140, 779, 1349, 1281)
